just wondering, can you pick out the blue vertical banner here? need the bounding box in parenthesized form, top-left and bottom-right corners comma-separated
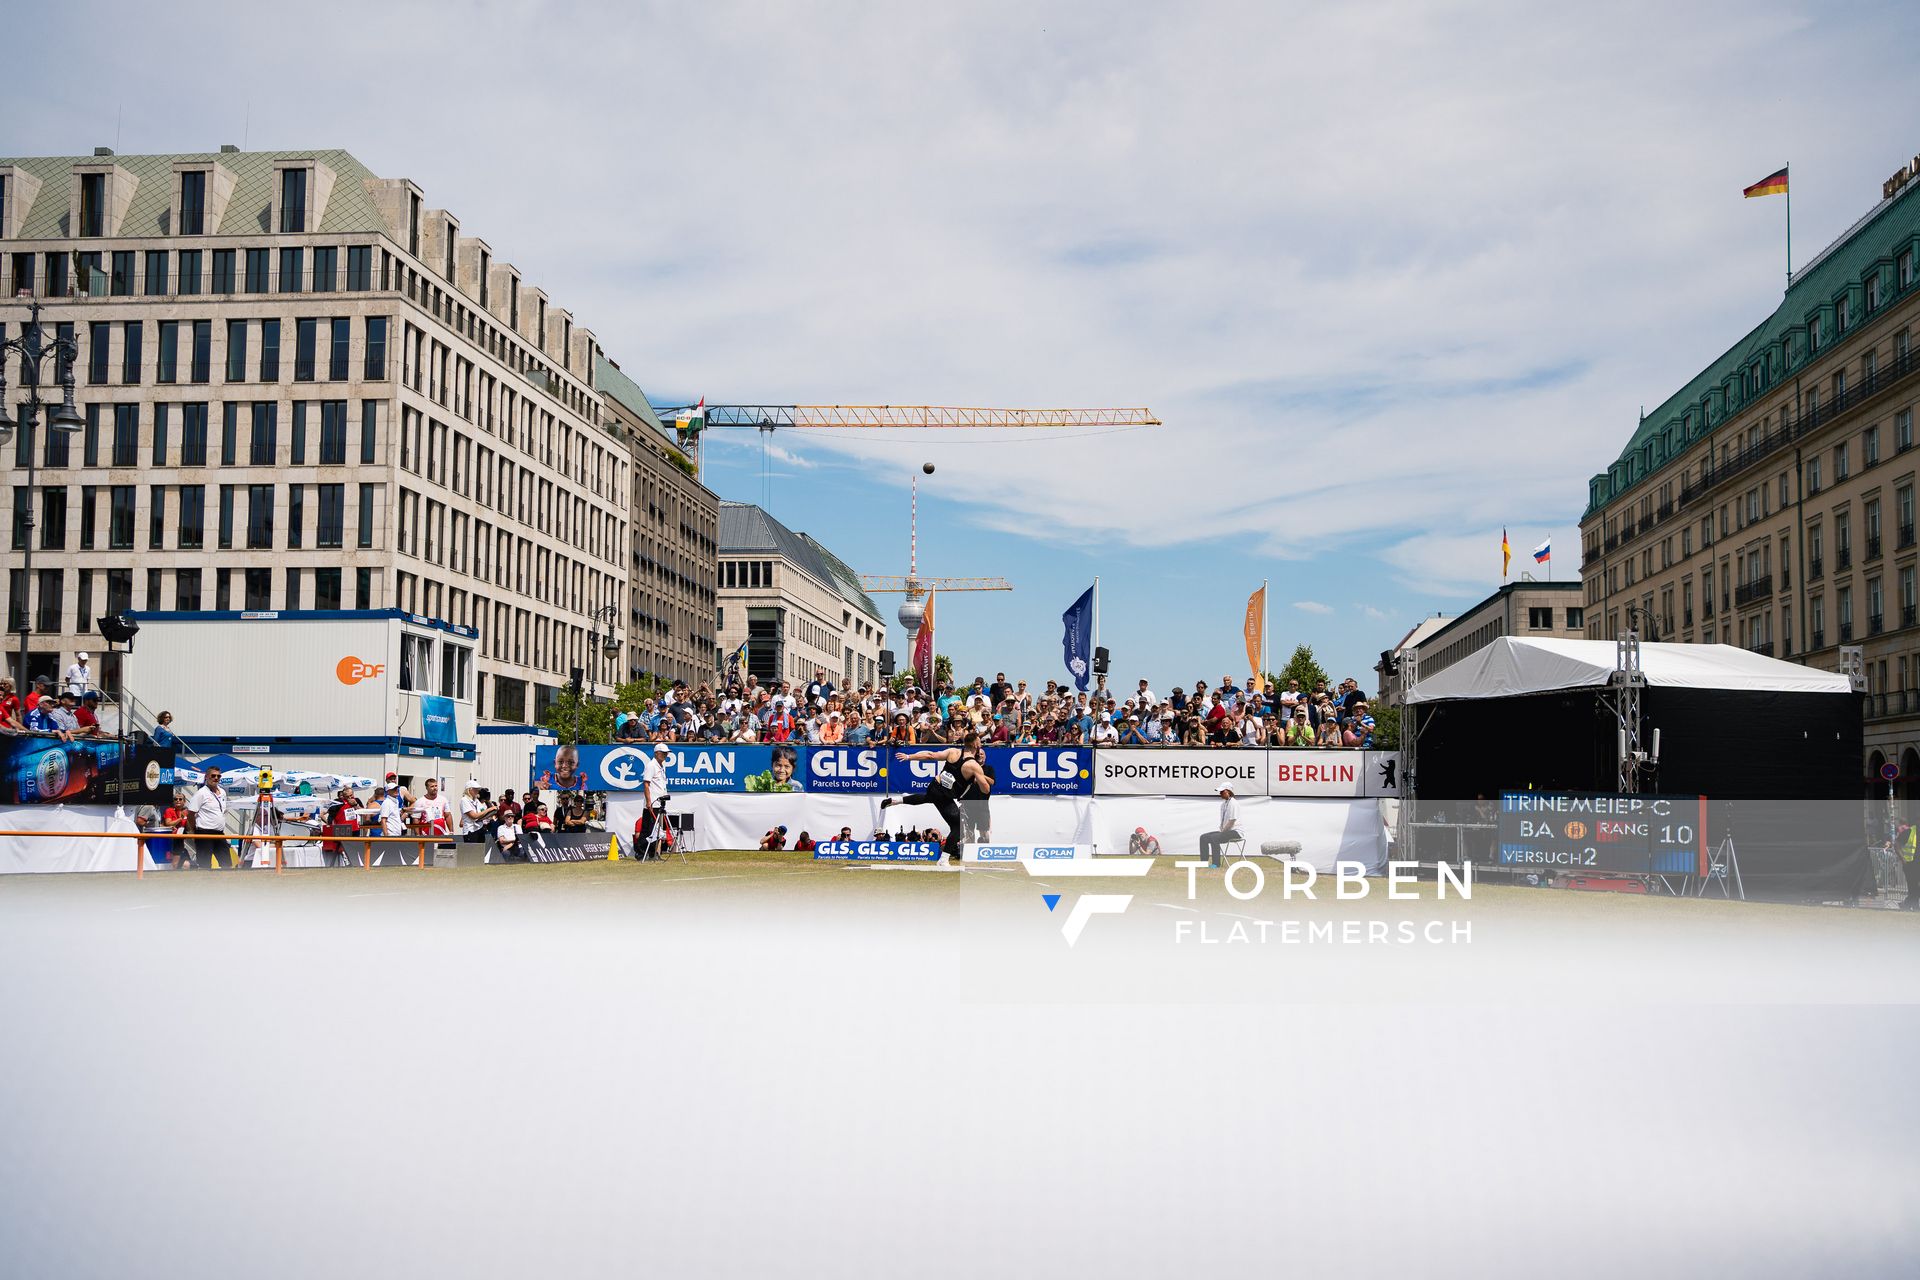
(1061, 585, 1095, 692)
(419, 695, 457, 744)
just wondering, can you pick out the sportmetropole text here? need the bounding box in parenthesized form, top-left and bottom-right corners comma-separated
(1168, 860, 1475, 946)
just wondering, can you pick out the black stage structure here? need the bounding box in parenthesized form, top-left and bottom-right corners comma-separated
(1403, 634, 1872, 899)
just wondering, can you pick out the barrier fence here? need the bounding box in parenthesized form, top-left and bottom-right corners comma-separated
(0, 830, 459, 878)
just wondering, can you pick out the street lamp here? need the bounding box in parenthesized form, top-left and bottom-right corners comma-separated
(573, 604, 622, 744)
(0, 299, 87, 688)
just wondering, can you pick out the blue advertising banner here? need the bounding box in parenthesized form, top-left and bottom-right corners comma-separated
(532, 743, 792, 793)
(812, 841, 943, 863)
(0, 736, 174, 807)
(885, 746, 1091, 796)
(801, 745, 888, 793)
(419, 695, 457, 745)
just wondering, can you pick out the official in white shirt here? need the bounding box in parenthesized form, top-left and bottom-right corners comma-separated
(187, 768, 234, 870)
(1200, 786, 1241, 868)
(65, 652, 91, 698)
(636, 743, 671, 858)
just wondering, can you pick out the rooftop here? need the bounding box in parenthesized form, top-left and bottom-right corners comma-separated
(718, 502, 884, 623)
(1587, 175, 1920, 516)
(0, 148, 387, 238)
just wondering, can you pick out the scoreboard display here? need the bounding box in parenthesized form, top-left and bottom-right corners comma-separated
(1497, 793, 1708, 876)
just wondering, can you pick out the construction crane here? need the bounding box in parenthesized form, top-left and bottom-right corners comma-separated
(654, 401, 1160, 478)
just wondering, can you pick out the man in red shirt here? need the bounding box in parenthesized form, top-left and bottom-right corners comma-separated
(0, 678, 21, 730)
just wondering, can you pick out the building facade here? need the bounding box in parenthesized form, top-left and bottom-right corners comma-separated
(716, 502, 885, 689)
(1580, 159, 1920, 790)
(0, 146, 648, 730)
(596, 354, 718, 688)
(1389, 580, 1583, 696)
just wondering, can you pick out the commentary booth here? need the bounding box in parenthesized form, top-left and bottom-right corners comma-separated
(1403, 635, 1871, 898)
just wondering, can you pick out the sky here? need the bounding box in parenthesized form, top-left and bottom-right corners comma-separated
(6, 0, 1920, 691)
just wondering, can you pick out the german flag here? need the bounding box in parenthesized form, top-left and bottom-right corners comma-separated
(1744, 167, 1789, 199)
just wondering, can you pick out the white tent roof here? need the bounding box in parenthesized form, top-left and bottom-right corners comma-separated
(1405, 636, 1853, 704)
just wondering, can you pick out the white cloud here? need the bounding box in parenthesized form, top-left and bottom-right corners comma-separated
(15, 0, 1914, 571)
(1356, 604, 1388, 620)
(1293, 601, 1334, 615)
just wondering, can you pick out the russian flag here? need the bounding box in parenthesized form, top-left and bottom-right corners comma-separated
(1532, 538, 1551, 564)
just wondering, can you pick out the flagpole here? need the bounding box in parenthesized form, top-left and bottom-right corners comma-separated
(1093, 577, 1101, 677)
(1785, 165, 1793, 288)
(1261, 578, 1269, 689)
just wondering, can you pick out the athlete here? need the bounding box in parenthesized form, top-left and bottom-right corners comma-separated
(883, 732, 988, 861)
(955, 760, 995, 845)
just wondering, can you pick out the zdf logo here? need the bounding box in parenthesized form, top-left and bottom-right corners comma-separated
(336, 656, 385, 685)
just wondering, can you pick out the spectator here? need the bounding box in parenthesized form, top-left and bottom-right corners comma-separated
(74, 691, 103, 738)
(323, 786, 362, 867)
(65, 652, 91, 698)
(495, 812, 523, 861)
(496, 788, 523, 826)
(760, 824, 789, 851)
(459, 781, 492, 843)
(414, 777, 451, 837)
(794, 830, 816, 852)
(1200, 786, 1240, 868)
(25, 675, 50, 715)
(0, 678, 21, 731)
(151, 710, 177, 749)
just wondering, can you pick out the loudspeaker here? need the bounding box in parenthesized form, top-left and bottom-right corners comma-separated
(1093, 646, 1110, 676)
(97, 613, 140, 645)
(569, 667, 584, 697)
(879, 649, 895, 677)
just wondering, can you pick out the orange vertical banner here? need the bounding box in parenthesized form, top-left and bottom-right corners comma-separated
(1244, 586, 1266, 692)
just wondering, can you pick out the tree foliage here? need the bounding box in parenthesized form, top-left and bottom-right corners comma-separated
(540, 675, 677, 744)
(1268, 644, 1330, 694)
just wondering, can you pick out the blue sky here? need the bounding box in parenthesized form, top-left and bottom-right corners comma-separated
(6, 0, 1920, 690)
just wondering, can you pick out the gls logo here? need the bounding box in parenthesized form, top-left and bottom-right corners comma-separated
(336, 656, 385, 685)
(810, 749, 880, 778)
(1009, 750, 1080, 780)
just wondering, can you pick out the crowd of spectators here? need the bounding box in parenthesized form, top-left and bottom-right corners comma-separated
(604, 668, 1383, 750)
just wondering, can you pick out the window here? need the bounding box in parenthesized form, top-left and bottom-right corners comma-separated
(250, 402, 277, 465)
(176, 569, 202, 611)
(346, 246, 372, 291)
(79, 173, 105, 236)
(358, 483, 376, 548)
(1527, 607, 1553, 629)
(306, 247, 338, 295)
(244, 248, 270, 293)
(190, 321, 211, 383)
(10, 252, 33, 297)
(148, 485, 166, 549)
(104, 568, 131, 616)
(112, 405, 138, 466)
(217, 484, 235, 548)
(178, 485, 205, 547)
(215, 569, 231, 611)
(246, 484, 274, 548)
(440, 642, 472, 699)
(108, 485, 134, 550)
(294, 318, 317, 381)
(211, 249, 235, 294)
(319, 401, 348, 464)
(46, 250, 67, 297)
(178, 249, 202, 295)
(121, 321, 142, 384)
(317, 484, 344, 547)
(1866, 425, 1881, 467)
(364, 316, 387, 378)
(39, 487, 66, 549)
(35, 569, 63, 635)
(178, 170, 206, 235)
(1901, 409, 1914, 453)
(157, 321, 179, 383)
(398, 633, 435, 691)
(329, 317, 350, 380)
(244, 568, 271, 612)
(259, 320, 280, 381)
(78, 404, 96, 467)
(315, 567, 342, 611)
(287, 484, 304, 549)
(355, 567, 372, 610)
(226, 319, 248, 381)
(180, 403, 208, 466)
(111, 250, 134, 296)
(88, 320, 109, 384)
(220, 403, 238, 465)
(144, 250, 168, 296)
(152, 402, 169, 466)
(279, 246, 303, 294)
(78, 251, 104, 296)
(280, 168, 307, 233)
(360, 401, 379, 462)
(1566, 607, 1585, 630)
(1835, 443, 1850, 480)
(77, 486, 94, 547)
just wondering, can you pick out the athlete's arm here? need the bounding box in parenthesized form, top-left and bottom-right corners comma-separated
(962, 759, 991, 792)
(900, 748, 958, 763)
